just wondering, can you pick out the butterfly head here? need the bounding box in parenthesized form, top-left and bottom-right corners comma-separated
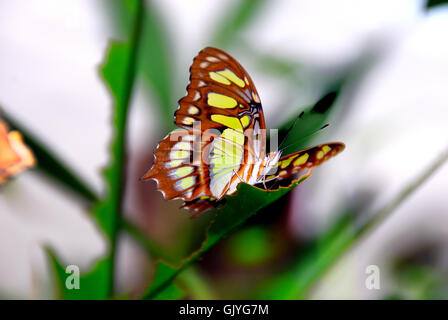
(261, 151, 282, 177)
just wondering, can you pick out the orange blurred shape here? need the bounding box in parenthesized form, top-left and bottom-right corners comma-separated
(0, 120, 35, 184)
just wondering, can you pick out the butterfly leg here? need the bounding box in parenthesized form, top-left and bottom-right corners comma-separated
(233, 169, 244, 183)
(262, 175, 268, 190)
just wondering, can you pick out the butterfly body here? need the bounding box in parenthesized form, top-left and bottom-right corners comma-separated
(142, 47, 344, 215)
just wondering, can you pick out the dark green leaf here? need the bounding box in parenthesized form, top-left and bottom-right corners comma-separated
(142, 177, 310, 299)
(426, 0, 448, 9)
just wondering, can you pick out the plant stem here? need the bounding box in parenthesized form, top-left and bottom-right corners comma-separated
(107, 0, 145, 297)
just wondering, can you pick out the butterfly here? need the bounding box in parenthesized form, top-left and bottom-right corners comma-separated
(142, 47, 344, 216)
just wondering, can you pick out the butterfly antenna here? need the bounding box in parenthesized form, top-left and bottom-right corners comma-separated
(277, 111, 304, 151)
(277, 123, 329, 153)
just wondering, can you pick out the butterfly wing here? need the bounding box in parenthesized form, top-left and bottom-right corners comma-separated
(143, 47, 266, 214)
(175, 47, 265, 132)
(264, 142, 345, 186)
(141, 129, 207, 200)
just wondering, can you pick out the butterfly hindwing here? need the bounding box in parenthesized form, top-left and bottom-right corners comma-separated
(265, 142, 345, 185)
(141, 129, 215, 202)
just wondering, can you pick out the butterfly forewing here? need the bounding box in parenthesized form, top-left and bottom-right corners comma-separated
(175, 47, 265, 133)
(143, 47, 267, 209)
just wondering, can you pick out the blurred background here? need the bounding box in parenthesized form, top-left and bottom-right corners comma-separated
(0, 0, 448, 299)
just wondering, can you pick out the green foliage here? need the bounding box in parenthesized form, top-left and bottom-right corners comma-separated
(426, 0, 448, 9)
(394, 264, 445, 299)
(178, 267, 216, 299)
(142, 177, 310, 299)
(227, 226, 275, 266)
(49, 0, 145, 299)
(106, 0, 174, 130)
(258, 147, 448, 299)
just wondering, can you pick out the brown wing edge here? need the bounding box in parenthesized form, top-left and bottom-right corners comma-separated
(141, 130, 211, 202)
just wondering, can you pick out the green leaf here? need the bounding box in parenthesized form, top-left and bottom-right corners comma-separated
(426, 0, 448, 9)
(105, 0, 174, 130)
(178, 267, 216, 300)
(49, 0, 145, 299)
(48, 249, 110, 299)
(141, 176, 310, 300)
(147, 262, 184, 300)
(393, 264, 446, 299)
(152, 283, 185, 300)
(259, 145, 448, 299)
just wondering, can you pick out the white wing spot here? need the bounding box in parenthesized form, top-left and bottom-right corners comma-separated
(173, 142, 191, 151)
(252, 91, 260, 103)
(217, 53, 228, 60)
(188, 106, 200, 115)
(192, 91, 201, 101)
(182, 117, 195, 125)
(206, 56, 220, 62)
